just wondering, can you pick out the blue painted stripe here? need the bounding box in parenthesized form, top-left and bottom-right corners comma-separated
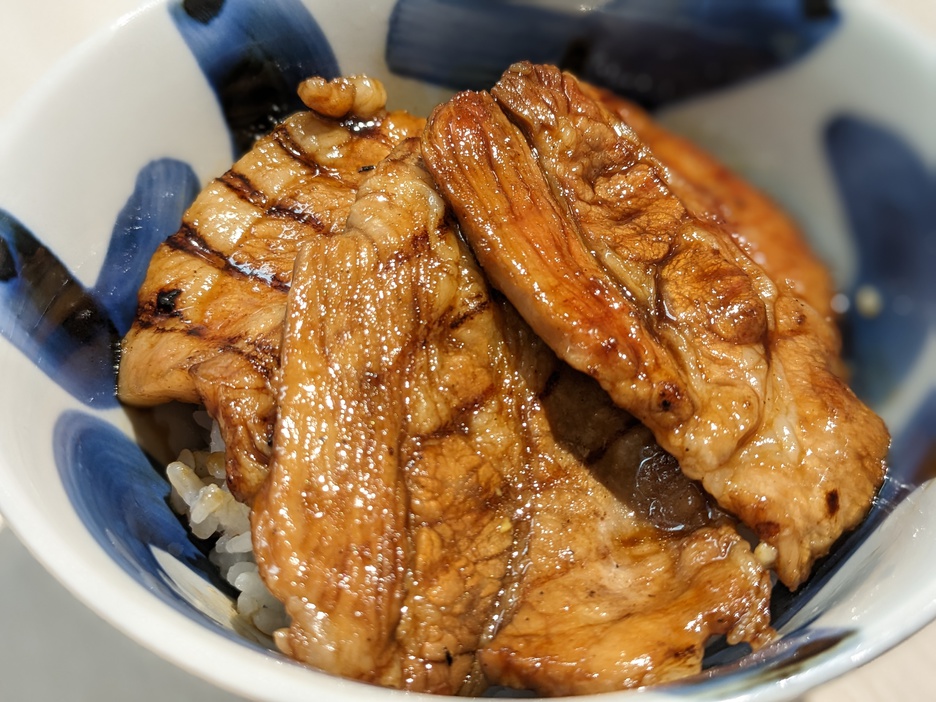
(0, 211, 119, 408)
(93, 159, 200, 336)
(170, 0, 340, 158)
(386, 0, 839, 108)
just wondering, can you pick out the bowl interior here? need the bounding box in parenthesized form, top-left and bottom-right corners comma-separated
(0, 1, 934, 700)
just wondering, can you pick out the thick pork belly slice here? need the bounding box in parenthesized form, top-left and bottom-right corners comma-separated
(250, 140, 522, 694)
(421, 62, 889, 589)
(478, 362, 773, 696)
(251, 140, 772, 695)
(581, 85, 838, 320)
(117, 76, 424, 500)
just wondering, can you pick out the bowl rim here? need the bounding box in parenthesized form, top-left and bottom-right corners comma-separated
(1, 1, 935, 700)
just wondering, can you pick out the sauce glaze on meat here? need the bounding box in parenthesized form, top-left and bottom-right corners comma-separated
(117, 66, 889, 695)
(251, 140, 773, 694)
(421, 62, 889, 590)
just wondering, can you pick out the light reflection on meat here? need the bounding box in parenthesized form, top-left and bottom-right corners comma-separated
(117, 66, 889, 696)
(251, 139, 772, 695)
(422, 62, 889, 591)
(118, 78, 424, 501)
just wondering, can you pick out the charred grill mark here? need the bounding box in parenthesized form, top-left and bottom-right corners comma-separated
(155, 288, 183, 315)
(455, 383, 496, 420)
(166, 223, 230, 268)
(125, 312, 277, 376)
(218, 169, 268, 209)
(272, 123, 330, 175)
(166, 223, 290, 292)
(133, 290, 193, 328)
(131, 314, 186, 331)
(266, 201, 326, 230)
(221, 168, 327, 229)
(419, 384, 498, 443)
(448, 297, 491, 331)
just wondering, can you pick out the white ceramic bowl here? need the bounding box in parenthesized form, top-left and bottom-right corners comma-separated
(1, 1, 934, 700)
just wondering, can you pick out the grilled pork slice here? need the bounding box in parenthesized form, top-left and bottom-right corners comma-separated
(252, 140, 520, 694)
(582, 85, 837, 320)
(480, 362, 773, 695)
(422, 62, 889, 589)
(251, 139, 772, 695)
(117, 77, 424, 501)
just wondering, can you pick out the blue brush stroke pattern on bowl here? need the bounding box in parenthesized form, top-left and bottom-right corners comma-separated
(0, 210, 120, 408)
(54, 409, 210, 583)
(825, 115, 936, 407)
(0, 158, 197, 407)
(94, 159, 201, 336)
(171, 0, 339, 158)
(386, 0, 839, 108)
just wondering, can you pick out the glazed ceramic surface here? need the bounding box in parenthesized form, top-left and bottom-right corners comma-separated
(0, 1, 934, 700)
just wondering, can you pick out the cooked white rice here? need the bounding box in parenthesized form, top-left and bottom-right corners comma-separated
(165, 424, 288, 642)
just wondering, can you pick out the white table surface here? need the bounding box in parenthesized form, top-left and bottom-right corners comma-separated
(1, 1, 934, 700)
